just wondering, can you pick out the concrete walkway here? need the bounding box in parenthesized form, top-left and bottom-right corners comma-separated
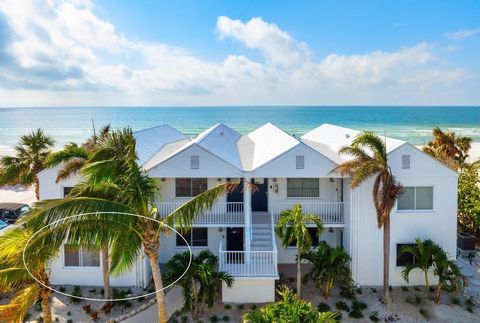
(123, 286, 184, 323)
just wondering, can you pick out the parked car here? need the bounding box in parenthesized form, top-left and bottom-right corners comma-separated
(0, 219, 8, 230)
(0, 203, 31, 224)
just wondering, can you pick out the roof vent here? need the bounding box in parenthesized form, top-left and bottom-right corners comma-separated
(345, 134, 350, 138)
(220, 131, 224, 136)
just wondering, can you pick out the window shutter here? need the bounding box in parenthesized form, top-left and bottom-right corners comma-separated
(401, 155, 410, 169)
(191, 155, 199, 169)
(296, 155, 305, 169)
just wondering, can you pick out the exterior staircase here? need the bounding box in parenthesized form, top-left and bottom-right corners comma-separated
(251, 211, 274, 251)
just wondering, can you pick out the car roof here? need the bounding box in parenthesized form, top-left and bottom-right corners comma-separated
(0, 203, 29, 210)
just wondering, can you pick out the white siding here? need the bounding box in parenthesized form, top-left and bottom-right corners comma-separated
(38, 166, 79, 200)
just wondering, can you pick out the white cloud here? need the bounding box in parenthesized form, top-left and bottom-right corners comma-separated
(0, 1, 474, 106)
(216, 16, 309, 66)
(445, 27, 480, 41)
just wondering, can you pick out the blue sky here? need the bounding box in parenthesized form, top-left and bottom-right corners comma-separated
(0, 0, 479, 106)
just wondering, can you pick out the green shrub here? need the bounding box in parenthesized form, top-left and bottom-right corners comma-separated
(369, 311, 380, 322)
(70, 285, 83, 303)
(317, 302, 331, 312)
(349, 308, 364, 318)
(181, 315, 188, 323)
(356, 287, 362, 294)
(401, 286, 409, 292)
(66, 311, 71, 316)
(224, 304, 232, 310)
(405, 294, 423, 306)
(127, 288, 133, 294)
(89, 288, 96, 293)
(389, 286, 393, 291)
(352, 300, 367, 310)
(34, 301, 42, 312)
(339, 286, 356, 299)
(333, 311, 342, 321)
(419, 307, 430, 319)
(429, 286, 435, 293)
(370, 288, 377, 293)
(59, 286, 66, 293)
(466, 297, 475, 313)
(450, 296, 461, 305)
(67, 320, 73, 323)
(236, 304, 245, 310)
(335, 301, 350, 312)
(222, 315, 230, 322)
(250, 304, 257, 310)
(414, 286, 421, 291)
(210, 315, 219, 323)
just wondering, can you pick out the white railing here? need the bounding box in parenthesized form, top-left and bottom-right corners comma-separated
(271, 202, 344, 224)
(219, 241, 278, 277)
(155, 201, 244, 225)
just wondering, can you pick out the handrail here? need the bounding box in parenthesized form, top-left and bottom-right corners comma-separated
(271, 201, 344, 224)
(156, 201, 244, 224)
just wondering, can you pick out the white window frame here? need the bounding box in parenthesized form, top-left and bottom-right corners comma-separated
(296, 155, 305, 169)
(286, 178, 320, 198)
(401, 155, 410, 169)
(176, 228, 208, 248)
(191, 155, 200, 169)
(397, 186, 435, 213)
(175, 178, 208, 198)
(63, 244, 101, 269)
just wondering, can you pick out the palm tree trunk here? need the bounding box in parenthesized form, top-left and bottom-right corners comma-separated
(424, 270, 430, 299)
(434, 284, 442, 304)
(297, 246, 302, 297)
(147, 252, 168, 322)
(382, 215, 390, 304)
(34, 176, 40, 200)
(101, 245, 111, 300)
(40, 288, 52, 323)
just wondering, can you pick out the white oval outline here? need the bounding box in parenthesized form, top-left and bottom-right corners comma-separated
(22, 211, 192, 302)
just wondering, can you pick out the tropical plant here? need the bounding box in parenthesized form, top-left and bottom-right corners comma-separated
(400, 238, 439, 298)
(302, 241, 351, 299)
(242, 285, 338, 323)
(422, 127, 472, 170)
(163, 250, 233, 321)
(44, 125, 110, 183)
(334, 131, 404, 303)
(0, 129, 55, 199)
(432, 248, 464, 304)
(0, 225, 62, 323)
(21, 127, 240, 322)
(457, 164, 480, 237)
(275, 203, 323, 297)
(44, 125, 113, 301)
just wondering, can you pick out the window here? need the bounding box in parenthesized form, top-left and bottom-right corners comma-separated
(287, 178, 319, 197)
(288, 228, 319, 247)
(296, 155, 305, 169)
(402, 155, 410, 169)
(63, 187, 73, 197)
(191, 155, 199, 169)
(398, 186, 433, 211)
(175, 178, 207, 197)
(176, 228, 208, 247)
(396, 243, 416, 267)
(64, 245, 100, 267)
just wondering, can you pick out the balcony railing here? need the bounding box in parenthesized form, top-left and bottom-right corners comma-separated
(155, 201, 244, 225)
(271, 201, 344, 224)
(219, 241, 278, 277)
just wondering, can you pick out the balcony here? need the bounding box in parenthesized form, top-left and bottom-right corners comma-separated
(270, 201, 344, 225)
(155, 201, 244, 225)
(219, 242, 278, 277)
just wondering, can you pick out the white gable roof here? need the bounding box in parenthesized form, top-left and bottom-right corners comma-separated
(133, 125, 188, 166)
(302, 124, 406, 160)
(239, 123, 300, 171)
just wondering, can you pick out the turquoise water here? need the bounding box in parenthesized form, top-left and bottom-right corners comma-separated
(0, 106, 479, 149)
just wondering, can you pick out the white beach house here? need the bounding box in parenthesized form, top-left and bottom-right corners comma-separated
(38, 123, 458, 303)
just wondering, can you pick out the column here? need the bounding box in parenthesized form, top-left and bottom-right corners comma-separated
(243, 178, 252, 265)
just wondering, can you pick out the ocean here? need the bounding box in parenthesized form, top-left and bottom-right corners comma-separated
(0, 106, 479, 150)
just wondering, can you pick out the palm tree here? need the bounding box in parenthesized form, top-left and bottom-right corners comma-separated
(302, 241, 351, 299)
(431, 248, 463, 304)
(0, 129, 55, 199)
(163, 250, 233, 321)
(275, 203, 323, 297)
(44, 125, 110, 183)
(423, 127, 472, 169)
(400, 238, 438, 298)
(334, 131, 403, 303)
(242, 285, 338, 323)
(21, 128, 240, 322)
(44, 125, 113, 301)
(0, 226, 62, 323)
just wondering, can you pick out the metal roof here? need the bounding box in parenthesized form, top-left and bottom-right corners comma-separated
(133, 124, 188, 166)
(0, 203, 29, 210)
